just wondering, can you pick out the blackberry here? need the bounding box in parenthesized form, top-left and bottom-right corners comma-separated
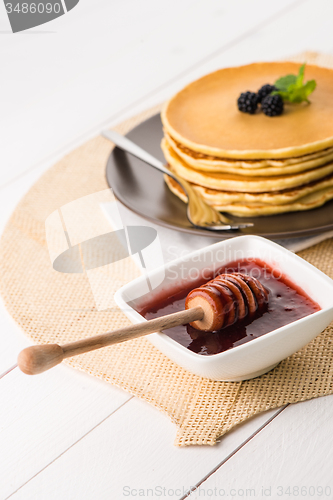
(261, 94, 284, 117)
(257, 84, 277, 103)
(237, 91, 258, 114)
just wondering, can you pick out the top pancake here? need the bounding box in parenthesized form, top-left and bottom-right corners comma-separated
(162, 62, 333, 159)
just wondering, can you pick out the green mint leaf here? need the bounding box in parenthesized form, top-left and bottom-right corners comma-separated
(295, 63, 305, 87)
(273, 64, 316, 104)
(272, 89, 290, 100)
(275, 79, 317, 103)
(275, 74, 297, 91)
(287, 87, 308, 103)
(300, 79, 316, 102)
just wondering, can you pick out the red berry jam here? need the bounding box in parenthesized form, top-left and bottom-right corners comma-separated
(138, 259, 320, 356)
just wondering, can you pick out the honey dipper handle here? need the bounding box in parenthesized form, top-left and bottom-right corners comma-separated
(17, 306, 204, 375)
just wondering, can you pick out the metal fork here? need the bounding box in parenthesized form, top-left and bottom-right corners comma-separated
(102, 130, 253, 231)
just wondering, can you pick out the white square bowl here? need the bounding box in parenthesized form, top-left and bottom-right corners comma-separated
(114, 235, 333, 381)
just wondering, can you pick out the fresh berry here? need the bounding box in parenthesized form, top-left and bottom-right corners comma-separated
(237, 91, 258, 114)
(257, 84, 277, 103)
(261, 94, 284, 117)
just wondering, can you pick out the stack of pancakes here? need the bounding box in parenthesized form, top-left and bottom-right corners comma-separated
(161, 62, 333, 216)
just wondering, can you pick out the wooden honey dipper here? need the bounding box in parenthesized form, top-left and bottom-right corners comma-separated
(17, 273, 268, 375)
(185, 272, 269, 331)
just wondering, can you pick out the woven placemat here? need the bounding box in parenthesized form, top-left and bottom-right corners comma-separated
(1, 52, 333, 446)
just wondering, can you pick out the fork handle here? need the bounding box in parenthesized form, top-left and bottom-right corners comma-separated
(102, 129, 172, 177)
(102, 129, 192, 204)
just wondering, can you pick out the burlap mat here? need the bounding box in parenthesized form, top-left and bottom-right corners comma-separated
(1, 52, 333, 446)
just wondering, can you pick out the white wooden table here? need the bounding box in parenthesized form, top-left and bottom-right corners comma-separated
(1, 1, 333, 498)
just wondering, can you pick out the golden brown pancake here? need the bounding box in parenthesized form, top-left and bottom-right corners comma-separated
(165, 134, 333, 176)
(162, 62, 333, 159)
(162, 138, 333, 193)
(164, 175, 333, 216)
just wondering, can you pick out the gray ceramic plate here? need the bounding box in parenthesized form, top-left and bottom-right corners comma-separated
(105, 114, 333, 239)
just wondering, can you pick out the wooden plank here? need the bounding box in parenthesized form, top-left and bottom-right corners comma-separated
(0, 365, 132, 499)
(0, 0, 196, 117)
(6, 396, 282, 500)
(185, 395, 333, 499)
